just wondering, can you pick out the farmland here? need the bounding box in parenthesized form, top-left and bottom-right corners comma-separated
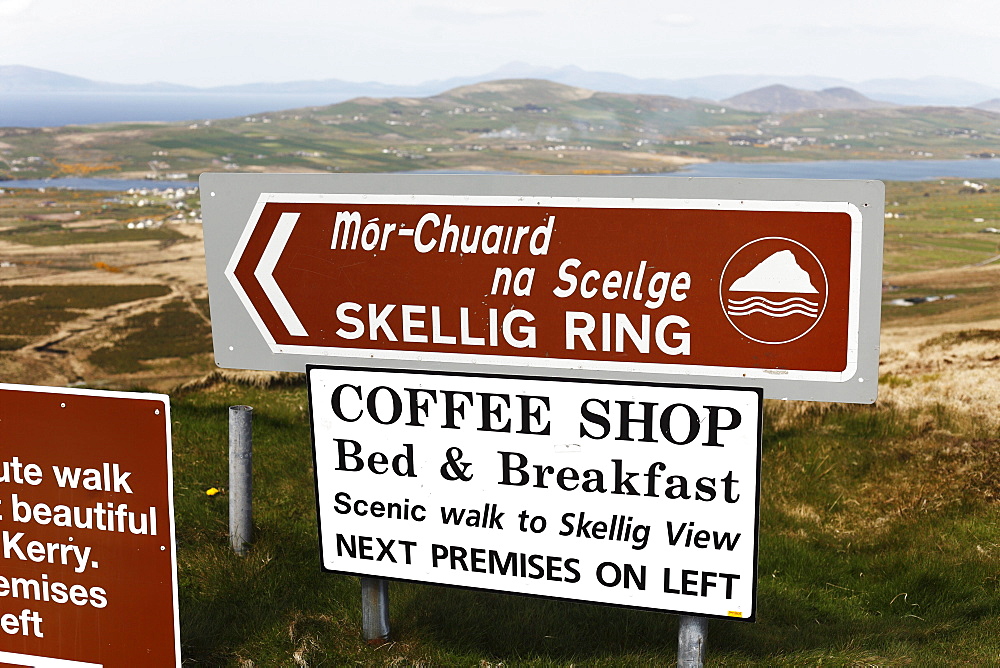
(0, 174, 997, 664)
(1, 177, 997, 408)
(2, 80, 1000, 182)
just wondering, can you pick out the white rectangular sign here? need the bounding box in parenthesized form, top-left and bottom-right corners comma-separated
(308, 366, 762, 620)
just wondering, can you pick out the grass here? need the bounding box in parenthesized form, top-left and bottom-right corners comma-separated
(920, 328, 1000, 350)
(1, 174, 999, 665)
(881, 285, 1000, 325)
(171, 385, 1000, 666)
(878, 373, 913, 388)
(0, 335, 28, 350)
(87, 298, 212, 372)
(0, 284, 171, 337)
(882, 179, 1000, 275)
(2, 225, 186, 246)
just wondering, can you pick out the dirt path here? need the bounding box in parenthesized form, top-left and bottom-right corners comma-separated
(19, 285, 186, 380)
(0, 224, 211, 388)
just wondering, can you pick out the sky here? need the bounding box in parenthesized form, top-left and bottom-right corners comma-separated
(3, 0, 1000, 88)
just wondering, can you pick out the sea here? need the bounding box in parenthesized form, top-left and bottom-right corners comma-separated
(1, 177, 198, 191)
(4, 160, 1000, 192)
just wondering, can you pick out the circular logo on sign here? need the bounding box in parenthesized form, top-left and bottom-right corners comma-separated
(719, 237, 827, 345)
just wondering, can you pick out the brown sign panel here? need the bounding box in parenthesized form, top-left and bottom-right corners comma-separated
(227, 194, 859, 380)
(0, 384, 178, 668)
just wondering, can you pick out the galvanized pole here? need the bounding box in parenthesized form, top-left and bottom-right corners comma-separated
(360, 578, 390, 642)
(228, 405, 253, 556)
(677, 615, 708, 667)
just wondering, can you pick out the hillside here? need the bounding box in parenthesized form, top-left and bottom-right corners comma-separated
(723, 84, 896, 113)
(1, 78, 999, 182)
(0, 180, 999, 665)
(0, 149, 998, 664)
(0, 178, 997, 414)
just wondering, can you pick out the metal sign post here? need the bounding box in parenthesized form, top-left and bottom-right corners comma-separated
(360, 578, 390, 642)
(678, 615, 709, 667)
(229, 405, 253, 555)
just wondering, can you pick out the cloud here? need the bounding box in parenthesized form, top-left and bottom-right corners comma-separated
(414, 5, 542, 24)
(656, 14, 695, 27)
(729, 250, 818, 293)
(0, 0, 34, 17)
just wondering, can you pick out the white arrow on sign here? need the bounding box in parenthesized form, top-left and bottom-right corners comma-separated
(252, 211, 308, 336)
(0, 650, 102, 667)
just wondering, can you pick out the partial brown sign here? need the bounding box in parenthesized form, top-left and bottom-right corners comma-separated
(0, 384, 178, 668)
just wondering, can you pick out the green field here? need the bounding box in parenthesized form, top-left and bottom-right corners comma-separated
(87, 298, 212, 373)
(172, 384, 1000, 666)
(1, 225, 187, 246)
(0, 177, 998, 665)
(882, 180, 1000, 275)
(162, 179, 999, 664)
(2, 80, 999, 180)
(0, 284, 170, 342)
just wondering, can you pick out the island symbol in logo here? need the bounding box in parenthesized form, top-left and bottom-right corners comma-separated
(720, 237, 828, 345)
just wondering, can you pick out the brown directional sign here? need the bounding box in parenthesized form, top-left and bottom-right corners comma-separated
(0, 384, 178, 668)
(202, 175, 884, 402)
(229, 197, 853, 371)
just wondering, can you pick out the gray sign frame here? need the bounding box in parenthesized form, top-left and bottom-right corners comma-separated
(201, 173, 884, 403)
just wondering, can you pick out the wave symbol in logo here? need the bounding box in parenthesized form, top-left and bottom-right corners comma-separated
(725, 296, 819, 319)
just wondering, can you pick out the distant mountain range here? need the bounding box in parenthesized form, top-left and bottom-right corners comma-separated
(4, 63, 1000, 113)
(976, 98, 1000, 113)
(721, 85, 897, 113)
(0, 65, 193, 93)
(470, 65, 1000, 108)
